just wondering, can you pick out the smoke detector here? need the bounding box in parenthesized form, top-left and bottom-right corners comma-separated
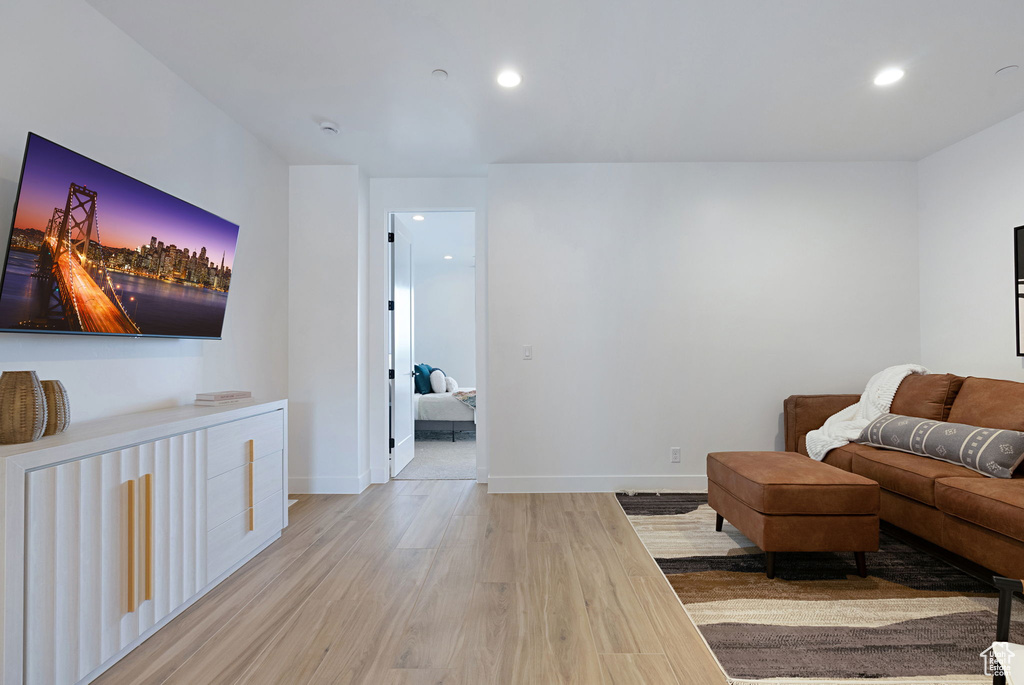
(319, 121, 340, 135)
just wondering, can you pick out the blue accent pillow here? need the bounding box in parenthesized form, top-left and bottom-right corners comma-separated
(414, 363, 433, 394)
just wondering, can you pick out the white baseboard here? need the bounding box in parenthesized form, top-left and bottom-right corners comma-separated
(486, 474, 708, 494)
(476, 466, 488, 484)
(370, 465, 390, 484)
(289, 471, 371, 494)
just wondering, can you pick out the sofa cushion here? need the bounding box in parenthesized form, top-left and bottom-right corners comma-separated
(935, 477, 1024, 543)
(823, 443, 885, 472)
(890, 373, 964, 421)
(856, 413, 1024, 479)
(948, 377, 1024, 431)
(707, 451, 878, 516)
(823, 444, 853, 471)
(850, 449, 984, 506)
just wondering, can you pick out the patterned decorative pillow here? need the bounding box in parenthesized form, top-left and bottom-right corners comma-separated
(855, 413, 1024, 478)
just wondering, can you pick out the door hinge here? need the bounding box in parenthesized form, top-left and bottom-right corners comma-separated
(389, 438, 395, 449)
(388, 369, 395, 380)
(388, 232, 395, 243)
(388, 300, 394, 311)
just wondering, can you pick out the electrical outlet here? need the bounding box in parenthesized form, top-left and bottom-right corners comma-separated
(671, 447, 681, 463)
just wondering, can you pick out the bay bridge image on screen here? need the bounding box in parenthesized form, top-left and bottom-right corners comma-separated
(17, 181, 231, 335)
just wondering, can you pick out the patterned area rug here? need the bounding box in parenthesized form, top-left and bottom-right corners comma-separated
(616, 493, 1024, 684)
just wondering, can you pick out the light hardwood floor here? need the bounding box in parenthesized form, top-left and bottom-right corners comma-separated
(96, 480, 726, 685)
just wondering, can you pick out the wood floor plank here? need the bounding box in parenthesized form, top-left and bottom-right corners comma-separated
(526, 493, 569, 543)
(521, 542, 605, 685)
(94, 504, 366, 685)
(398, 481, 471, 548)
(562, 511, 663, 654)
(440, 515, 490, 547)
(307, 556, 439, 684)
(630, 576, 726, 685)
(242, 548, 436, 684)
(393, 542, 482, 669)
(96, 484, 726, 685)
(593, 494, 664, 578)
(453, 482, 495, 516)
(305, 494, 430, 603)
(380, 668, 461, 685)
(455, 582, 526, 685)
(600, 653, 680, 685)
(566, 492, 603, 511)
(460, 494, 525, 584)
(156, 513, 377, 685)
(93, 488, 408, 684)
(160, 489, 428, 685)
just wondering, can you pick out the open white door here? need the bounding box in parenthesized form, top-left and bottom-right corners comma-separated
(390, 221, 415, 476)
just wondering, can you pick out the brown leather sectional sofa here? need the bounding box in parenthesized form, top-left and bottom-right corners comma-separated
(784, 374, 1024, 578)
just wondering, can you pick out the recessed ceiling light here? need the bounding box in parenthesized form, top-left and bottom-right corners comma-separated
(444, 255, 454, 260)
(432, 69, 448, 81)
(412, 215, 425, 221)
(873, 67, 905, 86)
(319, 120, 340, 135)
(497, 70, 522, 88)
(996, 65, 1020, 77)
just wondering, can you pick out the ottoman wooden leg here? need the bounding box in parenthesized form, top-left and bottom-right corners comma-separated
(855, 552, 867, 578)
(715, 513, 723, 532)
(765, 551, 775, 579)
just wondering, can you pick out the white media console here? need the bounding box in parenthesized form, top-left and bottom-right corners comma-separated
(0, 399, 289, 685)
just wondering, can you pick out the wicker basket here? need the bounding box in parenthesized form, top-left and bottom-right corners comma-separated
(41, 380, 70, 436)
(0, 371, 47, 445)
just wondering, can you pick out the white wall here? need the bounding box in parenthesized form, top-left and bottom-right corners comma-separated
(0, 0, 288, 422)
(288, 166, 368, 493)
(487, 163, 920, 492)
(397, 212, 477, 387)
(413, 261, 477, 386)
(368, 179, 488, 483)
(919, 110, 1024, 380)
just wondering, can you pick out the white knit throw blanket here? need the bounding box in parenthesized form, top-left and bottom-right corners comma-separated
(805, 364, 929, 461)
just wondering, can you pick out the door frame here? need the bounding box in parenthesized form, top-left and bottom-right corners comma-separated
(368, 178, 487, 485)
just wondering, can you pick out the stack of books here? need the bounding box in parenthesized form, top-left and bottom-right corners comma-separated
(194, 391, 253, 407)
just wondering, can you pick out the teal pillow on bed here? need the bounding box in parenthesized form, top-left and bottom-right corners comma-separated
(414, 364, 433, 394)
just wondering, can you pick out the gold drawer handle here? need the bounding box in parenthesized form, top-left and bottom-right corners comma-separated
(248, 439, 255, 532)
(126, 479, 136, 612)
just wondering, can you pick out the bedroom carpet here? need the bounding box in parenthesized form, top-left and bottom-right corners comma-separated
(617, 492, 1024, 684)
(395, 431, 476, 480)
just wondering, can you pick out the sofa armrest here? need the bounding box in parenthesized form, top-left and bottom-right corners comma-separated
(784, 394, 861, 454)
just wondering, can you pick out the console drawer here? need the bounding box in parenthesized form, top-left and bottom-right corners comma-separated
(206, 489, 283, 581)
(206, 410, 283, 479)
(206, 451, 283, 531)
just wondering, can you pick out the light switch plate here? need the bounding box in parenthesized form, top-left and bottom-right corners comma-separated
(522, 345, 533, 360)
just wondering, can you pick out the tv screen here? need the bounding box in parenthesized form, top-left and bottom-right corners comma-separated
(0, 133, 239, 339)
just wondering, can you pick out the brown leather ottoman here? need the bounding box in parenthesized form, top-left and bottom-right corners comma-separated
(707, 451, 880, 578)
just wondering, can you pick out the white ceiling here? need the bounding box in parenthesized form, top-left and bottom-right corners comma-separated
(87, 0, 1024, 176)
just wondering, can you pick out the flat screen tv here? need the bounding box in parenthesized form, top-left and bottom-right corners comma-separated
(0, 133, 239, 339)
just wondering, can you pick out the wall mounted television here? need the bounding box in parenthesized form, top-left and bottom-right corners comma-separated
(0, 133, 239, 339)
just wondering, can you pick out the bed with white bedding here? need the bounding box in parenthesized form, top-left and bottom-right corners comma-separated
(414, 388, 475, 422)
(414, 388, 475, 438)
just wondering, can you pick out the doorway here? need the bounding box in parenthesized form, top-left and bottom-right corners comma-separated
(389, 211, 477, 479)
